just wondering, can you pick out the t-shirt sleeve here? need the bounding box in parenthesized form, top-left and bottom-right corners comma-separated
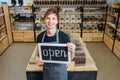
(37, 31, 45, 43)
(59, 31, 70, 43)
(64, 34, 70, 43)
(37, 34, 41, 43)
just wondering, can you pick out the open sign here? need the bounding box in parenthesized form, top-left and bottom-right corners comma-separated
(38, 43, 71, 64)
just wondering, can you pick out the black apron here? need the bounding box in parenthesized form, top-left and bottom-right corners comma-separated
(41, 30, 68, 80)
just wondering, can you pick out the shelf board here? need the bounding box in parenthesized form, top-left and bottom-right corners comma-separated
(108, 13, 118, 18)
(105, 33, 114, 40)
(12, 31, 34, 33)
(34, 22, 43, 24)
(9, 5, 32, 7)
(84, 5, 106, 7)
(84, 12, 106, 14)
(115, 39, 120, 46)
(108, 14, 115, 17)
(11, 22, 34, 24)
(111, 5, 119, 9)
(59, 12, 82, 14)
(59, 22, 81, 24)
(0, 35, 7, 42)
(0, 25, 5, 30)
(58, 5, 83, 7)
(83, 22, 105, 24)
(83, 32, 103, 33)
(117, 29, 120, 32)
(34, 5, 58, 7)
(0, 13, 4, 17)
(35, 11, 82, 15)
(10, 12, 32, 14)
(107, 22, 116, 29)
(34, 12, 45, 14)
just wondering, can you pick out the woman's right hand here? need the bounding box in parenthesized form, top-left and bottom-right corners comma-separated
(35, 56, 44, 66)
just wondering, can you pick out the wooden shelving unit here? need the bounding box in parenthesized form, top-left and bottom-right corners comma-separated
(103, 4, 120, 60)
(113, 6, 120, 59)
(33, 0, 107, 42)
(0, 6, 9, 55)
(82, 5, 107, 41)
(9, 5, 34, 42)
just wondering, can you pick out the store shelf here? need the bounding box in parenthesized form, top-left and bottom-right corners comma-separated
(34, 12, 45, 14)
(117, 29, 120, 32)
(34, 5, 58, 7)
(0, 25, 5, 30)
(0, 6, 11, 54)
(0, 13, 4, 17)
(84, 12, 106, 14)
(12, 31, 34, 42)
(9, 5, 32, 7)
(59, 12, 82, 15)
(104, 34, 114, 50)
(10, 12, 33, 14)
(0, 37, 9, 55)
(113, 39, 120, 59)
(107, 22, 116, 29)
(106, 33, 114, 40)
(83, 22, 105, 24)
(111, 5, 119, 9)
(11, 22, 34, 24)
(34, 22, 43, 24)
(0, 35, 7, 42)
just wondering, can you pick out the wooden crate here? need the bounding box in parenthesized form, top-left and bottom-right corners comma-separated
(92, 33, 103, 41)
(113, 40, 120, 59)
(24, 31, 34, 42)
(0, 37, 9, 55)
(82, 33, 92, 41)
(13, 31, 24, 42)
(13, 31, 34, 42)
(103, 34, 113, 50)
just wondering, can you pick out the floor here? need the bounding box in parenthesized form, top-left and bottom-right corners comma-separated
(0, 42, 120, 80)
(0, 43, 36, 80)
(86, 42, 120, 80)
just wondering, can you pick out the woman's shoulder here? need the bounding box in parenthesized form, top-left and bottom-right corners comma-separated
(37, 30, 46, 43)
(59, 30, 69, 37)
(59, 30, 70, 42)
(38, 30, 46, 37)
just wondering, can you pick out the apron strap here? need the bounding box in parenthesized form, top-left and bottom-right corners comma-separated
(41, 30, 59, 43)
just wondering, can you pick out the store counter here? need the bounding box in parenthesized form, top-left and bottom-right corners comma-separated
(26, 33, 98, 80)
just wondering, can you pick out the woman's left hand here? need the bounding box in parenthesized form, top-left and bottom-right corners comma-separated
(67, 43, 76, 60)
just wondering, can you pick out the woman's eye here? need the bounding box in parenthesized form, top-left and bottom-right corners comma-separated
(52, 18, 56, 20)
(46, 17, 49, 20)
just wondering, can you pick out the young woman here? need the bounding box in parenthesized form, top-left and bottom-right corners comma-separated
(35, 8, 76, 80)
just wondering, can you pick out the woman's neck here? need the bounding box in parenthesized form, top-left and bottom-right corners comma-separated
(46, 28, 57, 36)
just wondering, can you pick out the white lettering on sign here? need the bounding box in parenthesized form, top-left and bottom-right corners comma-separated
(42, 49, 67, 60)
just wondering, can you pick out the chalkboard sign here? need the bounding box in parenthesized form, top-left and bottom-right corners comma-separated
(38, 43, 71, 64)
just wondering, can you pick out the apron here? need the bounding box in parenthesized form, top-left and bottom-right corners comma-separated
(41, 30, 68, 80)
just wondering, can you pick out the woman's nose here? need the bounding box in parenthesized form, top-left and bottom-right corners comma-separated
(48, 19, 52, 23)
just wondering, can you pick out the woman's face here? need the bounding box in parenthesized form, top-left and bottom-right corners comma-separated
(44, 14, 58, 30)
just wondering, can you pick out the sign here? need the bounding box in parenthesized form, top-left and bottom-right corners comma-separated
(38, 43, 71, 64)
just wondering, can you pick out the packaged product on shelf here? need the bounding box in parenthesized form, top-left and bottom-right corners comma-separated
(70, 15, 75, 23)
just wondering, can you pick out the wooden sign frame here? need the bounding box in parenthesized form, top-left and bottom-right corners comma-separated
(38, 43, 71, 64)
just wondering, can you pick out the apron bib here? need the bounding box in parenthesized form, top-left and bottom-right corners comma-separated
(41, 30, 67, 80)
